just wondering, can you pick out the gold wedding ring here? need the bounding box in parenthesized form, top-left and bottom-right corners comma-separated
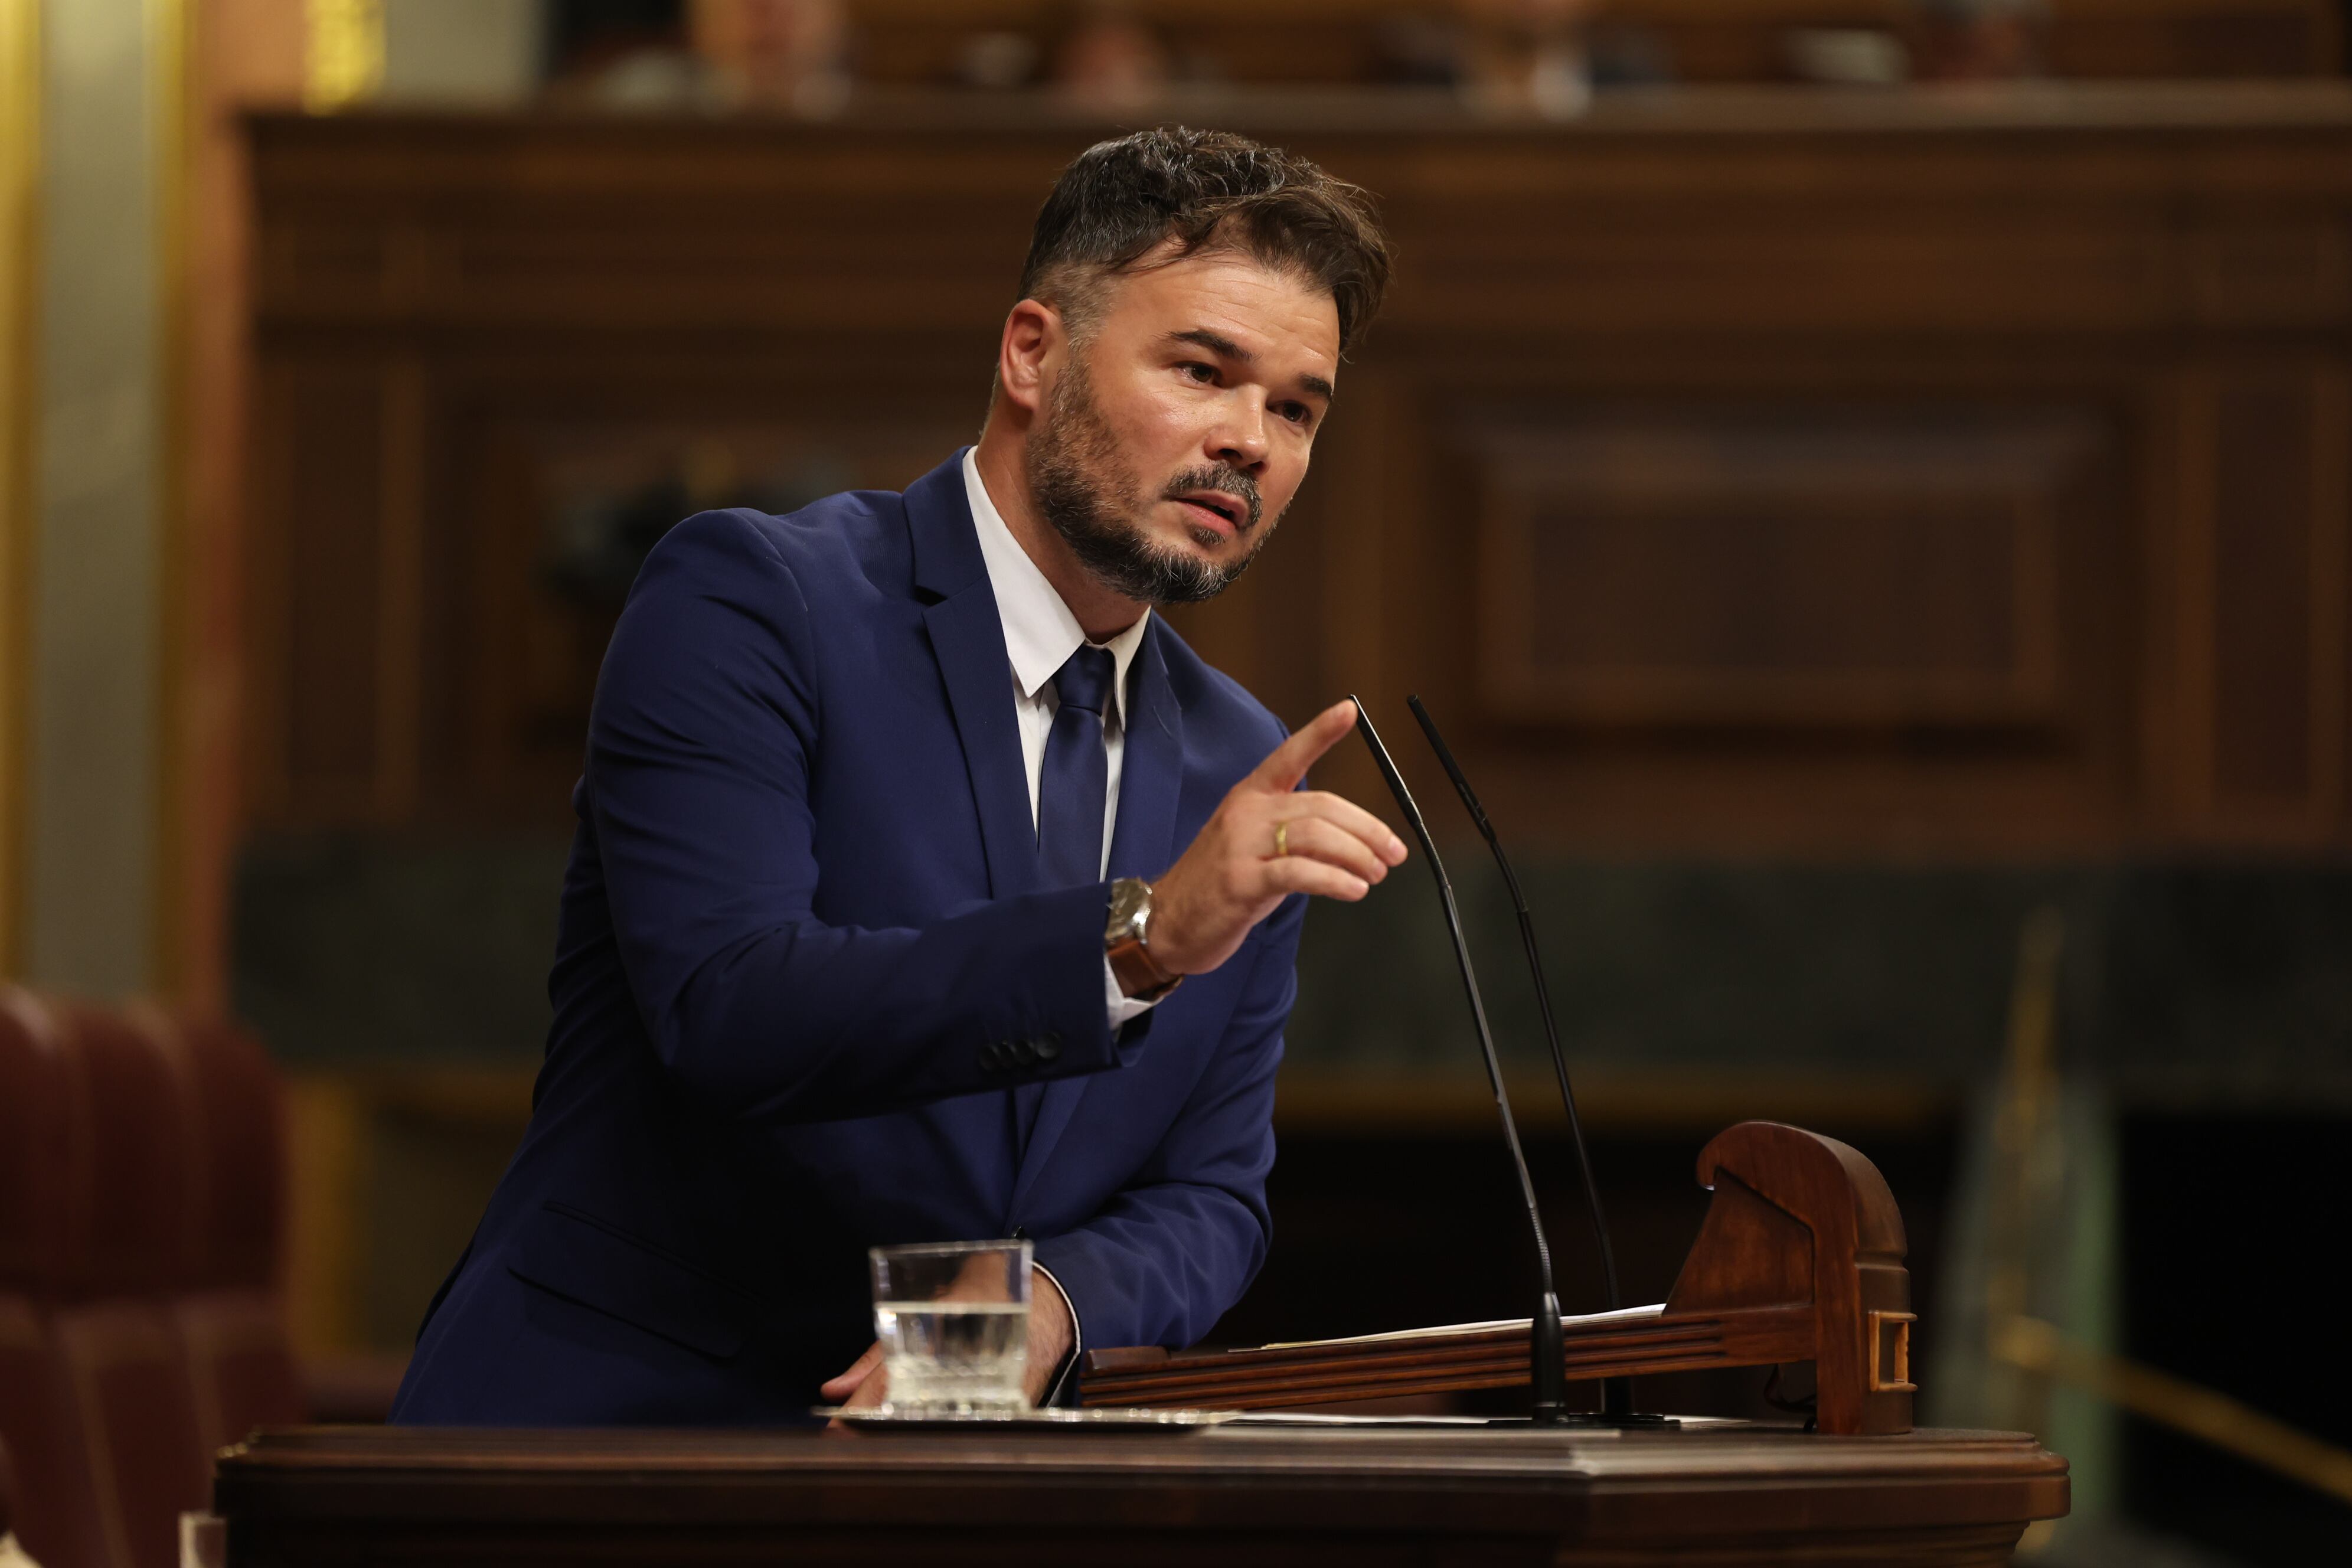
(1273, 821, 1290, 858)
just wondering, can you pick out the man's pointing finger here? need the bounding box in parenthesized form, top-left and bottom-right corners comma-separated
(1252, 699, 1358, 792)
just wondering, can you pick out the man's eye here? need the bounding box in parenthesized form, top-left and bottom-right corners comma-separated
(1277, 403, 1312, 426)
(1180, 362, 1217, 383)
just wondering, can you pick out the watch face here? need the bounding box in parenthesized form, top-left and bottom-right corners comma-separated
(1108, 877, 1150, 936)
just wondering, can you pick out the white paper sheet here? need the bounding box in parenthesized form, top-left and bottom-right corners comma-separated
(1261, 1302, 1665, 1351)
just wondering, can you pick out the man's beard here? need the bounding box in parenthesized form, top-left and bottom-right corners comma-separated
(1025, 356, 1275, 606)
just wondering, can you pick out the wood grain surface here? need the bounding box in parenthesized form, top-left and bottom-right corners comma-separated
(210, 1421, 2068, 1567)
(240, 84, 2352, 858)
(1082, 1122, 1914, 1433)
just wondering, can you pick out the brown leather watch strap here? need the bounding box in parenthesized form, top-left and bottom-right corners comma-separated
(1106, 934, 1181, 1002)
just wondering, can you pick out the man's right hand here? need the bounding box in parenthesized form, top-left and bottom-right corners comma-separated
(1139, 699, 1407, 985)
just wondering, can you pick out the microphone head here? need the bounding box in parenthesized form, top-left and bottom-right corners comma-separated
(1348, 696, 1427, 835)
(1407, 695, 1492, 835)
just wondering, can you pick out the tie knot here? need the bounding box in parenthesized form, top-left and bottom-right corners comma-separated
(1054, 645, 1116, 718)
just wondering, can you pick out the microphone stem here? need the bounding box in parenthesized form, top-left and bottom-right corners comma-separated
(1406, 696, 1623, 1313)
(1500, 863, 1622, 1314)
(1428, 871, 1557, 1309)
(1352, 700, 1568, 1424)
(1422, 830, 1569, 1425)
(1499, 858, 1631, 1422)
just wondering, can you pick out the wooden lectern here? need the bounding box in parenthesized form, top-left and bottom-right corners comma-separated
(211, 1423, 2067, 1566)
(205, 1122, 2067, 1564)
(1082, 1121, 1918, 1433)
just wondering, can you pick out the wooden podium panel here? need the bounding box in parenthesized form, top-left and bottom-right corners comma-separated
(1084, 1122, 1920, 1433)
(210, 1423, 2066, 1566)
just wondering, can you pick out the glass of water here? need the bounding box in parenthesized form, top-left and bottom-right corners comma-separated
(869, 1238, 1032, 1412)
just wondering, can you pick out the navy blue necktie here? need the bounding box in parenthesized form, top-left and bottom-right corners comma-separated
(1037, 645, 1115, 888)
(1016, 644, 1116, 1161)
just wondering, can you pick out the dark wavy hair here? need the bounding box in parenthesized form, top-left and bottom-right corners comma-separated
(1017, 126, 1391, 355)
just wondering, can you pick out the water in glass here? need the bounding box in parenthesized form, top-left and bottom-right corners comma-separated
(877, 1299, 1028, 1410)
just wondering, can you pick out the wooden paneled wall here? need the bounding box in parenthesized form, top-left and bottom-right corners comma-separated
(838, 1, 2344, 85)
(243, 86, 2352, 855)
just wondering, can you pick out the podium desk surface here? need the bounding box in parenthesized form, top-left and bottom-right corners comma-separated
(211, 1423, 2067, 1566)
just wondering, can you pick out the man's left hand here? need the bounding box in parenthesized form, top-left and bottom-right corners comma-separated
(821, 1265, 1075, 1409)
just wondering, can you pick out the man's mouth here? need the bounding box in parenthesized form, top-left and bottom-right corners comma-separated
(1170, 490, 1247, 539)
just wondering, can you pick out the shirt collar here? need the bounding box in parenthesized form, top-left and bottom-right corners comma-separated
(962, 446, 1149, 729)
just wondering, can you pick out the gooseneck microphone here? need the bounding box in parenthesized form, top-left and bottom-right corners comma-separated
(1407, 694, 1638, 1424)
(1350, 698, 1571, 1426)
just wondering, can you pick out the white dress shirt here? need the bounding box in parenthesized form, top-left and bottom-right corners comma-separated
(962, 449, 1161, 1031)
(966, 447, 1170, 1400)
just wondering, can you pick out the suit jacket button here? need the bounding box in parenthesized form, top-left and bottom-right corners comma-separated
(1033, 1034, 1061, 1061)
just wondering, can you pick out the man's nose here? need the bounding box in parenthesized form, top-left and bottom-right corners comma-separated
(1209, 393, 1270, 471)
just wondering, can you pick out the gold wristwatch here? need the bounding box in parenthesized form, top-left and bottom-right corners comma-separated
(1105, 877, 1182, 1002)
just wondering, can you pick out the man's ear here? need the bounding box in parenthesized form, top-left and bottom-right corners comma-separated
(996, 298, 1060, 417)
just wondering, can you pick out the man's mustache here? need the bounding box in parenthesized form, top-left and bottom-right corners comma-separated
(1161, 468, 1262, 533)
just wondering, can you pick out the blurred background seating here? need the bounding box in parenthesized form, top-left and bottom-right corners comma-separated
(0, 988, 392, 1568)
(8, 3, 2352, 1566)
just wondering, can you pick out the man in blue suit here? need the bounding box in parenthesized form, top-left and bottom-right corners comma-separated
(391, 127, 1402, 1423)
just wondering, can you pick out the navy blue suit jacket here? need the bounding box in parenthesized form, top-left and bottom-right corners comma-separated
(389, 452, 1301, 1424)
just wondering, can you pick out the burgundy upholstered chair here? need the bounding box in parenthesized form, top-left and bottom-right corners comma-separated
(163, 1012, 303, 1454)
(0, 989, 108, 1568)
(0, 990, 305, 1568)
(43, 1001, 214, 1568)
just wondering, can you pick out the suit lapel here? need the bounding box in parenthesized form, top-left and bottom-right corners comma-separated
(1011, 624, 1187, 1218)
(910, 453, 1038, 902)
(924, 592, 1038, 901)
